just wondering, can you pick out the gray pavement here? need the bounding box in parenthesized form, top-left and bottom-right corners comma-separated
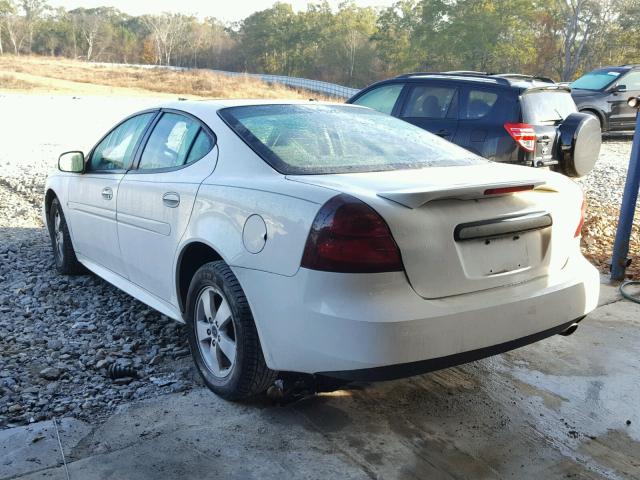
(2, 282, 639, 480)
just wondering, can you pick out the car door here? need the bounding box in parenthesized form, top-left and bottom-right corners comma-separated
(609, 71, 640, 130)
(455, 86, 508, 158)
(116, 110, 217, 303)
(397, 83, 459, 141)
(66, 111, 156, 276)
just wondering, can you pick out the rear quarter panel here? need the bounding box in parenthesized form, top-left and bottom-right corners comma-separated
(182, 183, 322, 276)
(179, 118, 337, 277)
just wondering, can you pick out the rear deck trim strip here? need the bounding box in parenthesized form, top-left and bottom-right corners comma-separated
(454, 211, 552, 241)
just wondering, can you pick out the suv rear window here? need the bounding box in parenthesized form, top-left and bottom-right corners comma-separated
(219, 104, 483, 175)
(521, 91, 577, 124)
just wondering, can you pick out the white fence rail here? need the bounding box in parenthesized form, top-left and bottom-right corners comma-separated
(209, 70, 360, 99)
(93, 61, 360, 99)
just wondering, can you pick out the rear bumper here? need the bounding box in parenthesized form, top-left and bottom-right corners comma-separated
(233, 255, 600, 375)
(320, 317, 583, 381)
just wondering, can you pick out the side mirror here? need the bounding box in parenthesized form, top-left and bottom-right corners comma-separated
(58, 151, 85, 173)
(612, 84, 627, 94)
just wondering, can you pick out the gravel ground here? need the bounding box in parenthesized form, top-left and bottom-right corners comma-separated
(576, 138, 640, 279)
(0, 94, 637, 429)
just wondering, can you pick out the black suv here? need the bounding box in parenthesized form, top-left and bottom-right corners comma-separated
(347, 72, 600, 177)
(570, 65, 640, 132)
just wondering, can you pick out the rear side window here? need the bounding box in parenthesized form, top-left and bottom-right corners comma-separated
(138, 112, 210, 170)
(465, 90, 498, 119)
(186, 130, 214, 164)
(90, 113, 154, 171)
(521, 91, 577, 124)
(401, 86, 457, 119)
(351, 83, 403, 115)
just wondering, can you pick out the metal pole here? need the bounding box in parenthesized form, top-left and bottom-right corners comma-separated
(611, 99, 640, 280)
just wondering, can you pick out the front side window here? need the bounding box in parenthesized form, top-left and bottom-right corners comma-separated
(620, 71, 640, 90)
(351, 83, 404, 115)
(401, 86, 457, 119)
(219, 104, 483, 175)
(138, 112, 210, 170)
(90, 113, 154, 171)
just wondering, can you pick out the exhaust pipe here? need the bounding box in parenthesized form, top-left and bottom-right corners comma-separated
(559, 323, 579, 336)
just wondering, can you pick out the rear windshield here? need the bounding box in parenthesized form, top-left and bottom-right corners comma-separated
(218, 104, 483, 175)
(570, 70, 621, 91)
(521, 91, 577, 124)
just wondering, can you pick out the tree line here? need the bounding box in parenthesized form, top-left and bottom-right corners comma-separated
(1, 0, 639, 87)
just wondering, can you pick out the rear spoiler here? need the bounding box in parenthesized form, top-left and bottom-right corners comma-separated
(523, 85, 572, 94)
(377, 180, 545, 209)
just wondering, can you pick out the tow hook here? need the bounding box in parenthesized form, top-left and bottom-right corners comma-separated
(559, 323, 579, 336)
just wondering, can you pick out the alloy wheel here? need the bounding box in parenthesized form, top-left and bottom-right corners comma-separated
(194, 286, 237, 378)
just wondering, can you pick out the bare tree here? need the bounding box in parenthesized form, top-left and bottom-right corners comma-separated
(0, 0, 12, 54)
(4, 10, 27, 54)
(20, 0, 45, 53)
(142, 13, 190, 66)
(559, 0, 602, 80)
(70, 9, 102, 61)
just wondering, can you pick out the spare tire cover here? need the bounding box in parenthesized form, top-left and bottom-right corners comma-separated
(556, 112, 601, 177)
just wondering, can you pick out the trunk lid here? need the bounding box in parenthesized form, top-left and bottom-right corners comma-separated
(288, 163, 582, 299)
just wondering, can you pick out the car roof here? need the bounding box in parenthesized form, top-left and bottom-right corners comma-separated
(353, 72, 565, 96)
(158, 98, 346, 112)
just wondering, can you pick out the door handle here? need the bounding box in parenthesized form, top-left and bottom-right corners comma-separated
(162, 192, 180, 208)
(436, 129, 451, 137)
(101, 187, 113, 200)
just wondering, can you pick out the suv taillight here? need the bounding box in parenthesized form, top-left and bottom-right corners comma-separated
(301, 194, 403, 273)
(504, 123, 536, 152)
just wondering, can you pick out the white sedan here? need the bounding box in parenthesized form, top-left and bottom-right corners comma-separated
(44, 100, 600, 399)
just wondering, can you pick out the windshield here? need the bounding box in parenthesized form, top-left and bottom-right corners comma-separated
(570, 70, 622, 91)
(521, 91, 577, 124)
(219, 104, 483, 175)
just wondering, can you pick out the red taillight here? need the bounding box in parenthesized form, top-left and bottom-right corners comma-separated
(575, 197, 587, 238)
(484, 185, 535, 196)
(301, 194, 403, 273)
(504, 123, 536, 152)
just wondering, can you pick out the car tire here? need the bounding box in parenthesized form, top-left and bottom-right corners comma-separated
(185, 261, 277, 400)
(48, 198, 84, 275)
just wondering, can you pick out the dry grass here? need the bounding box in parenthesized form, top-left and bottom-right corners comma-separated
(0, 73, 39, 90)
(0, 55, 333, 100)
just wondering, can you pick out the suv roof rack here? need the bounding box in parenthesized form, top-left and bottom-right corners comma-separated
(395, 71, 512, 86)
(395, 71, 556, 86)
(444, 70, 489, 75)
(493, 73, 556, 84)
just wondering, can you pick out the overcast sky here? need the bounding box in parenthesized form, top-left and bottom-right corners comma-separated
(47, 0, 396, 22)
